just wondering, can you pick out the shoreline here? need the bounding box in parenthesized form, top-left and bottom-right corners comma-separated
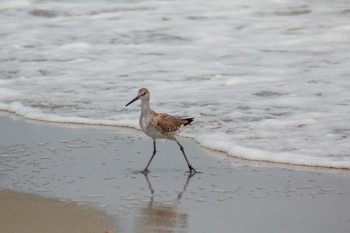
(2, 110, 349, 173)
(1, 112, 350, 232)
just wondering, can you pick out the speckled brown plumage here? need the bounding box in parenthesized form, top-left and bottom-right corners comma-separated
(150, 112, 193, 134)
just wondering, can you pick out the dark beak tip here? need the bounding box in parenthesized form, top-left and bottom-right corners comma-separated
(125, 96, 139, 107)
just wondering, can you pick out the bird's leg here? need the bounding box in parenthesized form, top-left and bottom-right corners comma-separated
(175, 138, 197, 174)
(143, 140, 157, 174)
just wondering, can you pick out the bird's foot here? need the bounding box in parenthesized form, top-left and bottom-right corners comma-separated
(142, 169, 149, 175)
(188, 165, 199, 174)
(132, 169, 149, 175)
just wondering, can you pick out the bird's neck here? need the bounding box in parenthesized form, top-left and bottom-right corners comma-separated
(141, 99, 150, 112)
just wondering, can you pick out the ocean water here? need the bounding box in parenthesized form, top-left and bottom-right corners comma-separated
(1, 0, 349, 169)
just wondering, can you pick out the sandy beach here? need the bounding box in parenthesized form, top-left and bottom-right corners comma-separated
(1, 112, 350, 233)
(0, 190, 114, 233)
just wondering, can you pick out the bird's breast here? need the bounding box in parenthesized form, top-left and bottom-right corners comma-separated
(139, 114, 149, 132)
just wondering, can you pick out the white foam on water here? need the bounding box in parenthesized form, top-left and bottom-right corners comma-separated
(1, 0, 349, 169)
(0, 102, 139, 129)
(0, 0, 31, 10)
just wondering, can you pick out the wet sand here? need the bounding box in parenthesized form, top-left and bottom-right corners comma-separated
(1, 112, 350, 233)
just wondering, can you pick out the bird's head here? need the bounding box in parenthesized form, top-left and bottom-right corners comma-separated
(125, 88, 150, 106)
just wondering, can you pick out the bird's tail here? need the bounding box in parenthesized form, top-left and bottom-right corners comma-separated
(182, 118, 194, 126)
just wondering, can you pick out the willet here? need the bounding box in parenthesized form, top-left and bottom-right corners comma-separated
(125, 88, 197, 174)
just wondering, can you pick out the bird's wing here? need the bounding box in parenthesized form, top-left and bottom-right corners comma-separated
(150, 113, 185, 133)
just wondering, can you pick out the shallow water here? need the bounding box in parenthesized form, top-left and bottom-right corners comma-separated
(1, 0, 350, 168)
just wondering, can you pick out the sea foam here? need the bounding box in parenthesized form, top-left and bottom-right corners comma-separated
(0, 0, 349, 169)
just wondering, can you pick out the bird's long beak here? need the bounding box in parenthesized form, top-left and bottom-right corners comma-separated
(125, 95, 140, 107)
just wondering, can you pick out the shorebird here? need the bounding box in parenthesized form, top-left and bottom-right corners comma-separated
(125, 88, 197, 174)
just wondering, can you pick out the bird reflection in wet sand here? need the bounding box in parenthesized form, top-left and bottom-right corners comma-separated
(135, 173, 195, 233)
